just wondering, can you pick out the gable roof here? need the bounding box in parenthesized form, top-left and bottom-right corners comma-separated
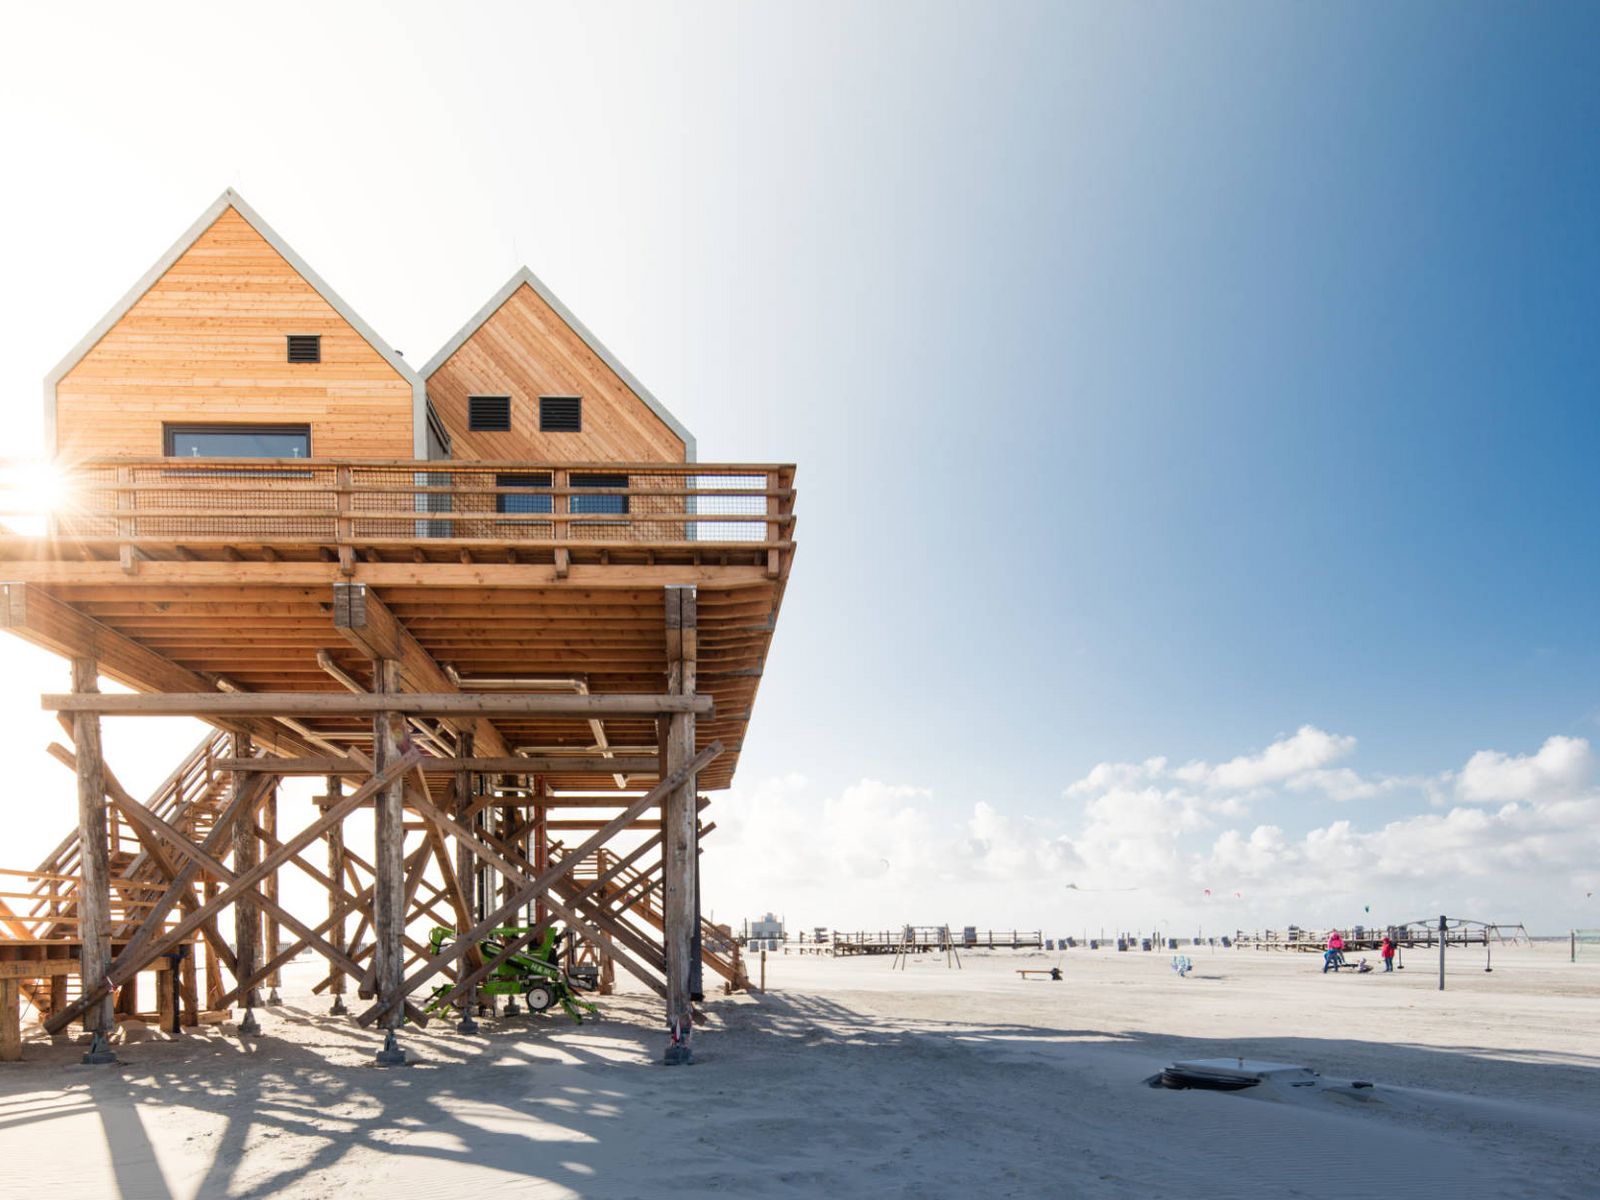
(420, 266, 697, 461)
(44, 188, 430, 457)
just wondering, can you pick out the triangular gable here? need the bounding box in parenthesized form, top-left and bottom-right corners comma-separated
(421, 266, 696, 461)
(44, 189, 429, 457)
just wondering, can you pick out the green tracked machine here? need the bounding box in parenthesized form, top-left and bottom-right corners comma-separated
(423, 925, 601, 1024)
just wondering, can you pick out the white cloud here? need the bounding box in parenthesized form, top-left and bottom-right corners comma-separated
(706, 730, 1600, 935)
(1173, 725, 1358, 791)
(1453, 735, 1593, 804)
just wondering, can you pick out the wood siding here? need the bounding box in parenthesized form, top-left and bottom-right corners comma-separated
(426, 283, 685, 463)
(55, 208, 414, 459)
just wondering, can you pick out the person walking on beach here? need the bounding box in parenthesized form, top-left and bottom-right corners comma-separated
(1381, 935, 1396, 972)
(1323, 930, 1345, 973)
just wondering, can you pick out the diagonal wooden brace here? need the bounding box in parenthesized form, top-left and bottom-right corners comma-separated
(45, 748, 422, 1034)
(98, 762, 432, 1024)
(356, 740, 721, 1026)
(43, 771, 269, 1034)
(435, 832, 664, 1010)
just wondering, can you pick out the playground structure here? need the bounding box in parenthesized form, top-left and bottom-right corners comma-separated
(1232, 921, 1530, 953)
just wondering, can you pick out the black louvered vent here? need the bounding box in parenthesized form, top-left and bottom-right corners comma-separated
(539, 395, 582, 432)
(286, 334, 321, 363)
(468, 395, 512, 431)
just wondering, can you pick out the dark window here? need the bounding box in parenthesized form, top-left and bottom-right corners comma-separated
(571, 472, 628, 516)
(539, 396, 582, 432)
(497, 472, 553, 515)
(164, 424, 311, 458)
(286, 335, 321, 363)
(468, 396, 512, 431)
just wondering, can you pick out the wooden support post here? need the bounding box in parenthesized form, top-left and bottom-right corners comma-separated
(156, 959, 176, 1032)
(203, 881, 222, 1010)
(533, 778, 550, 926)
(0, 978, 20, 1062)
(452, 735, 480, 1031)
(263, 783, 282, 1004)
(232, 733, 262, 1033)
(73, 657, 117, 1062)
(373, 657, 408, 1064)
(327, 775, 349, 1015)
(662, 585, 698, 1063)
(181, 947, 198, 1027)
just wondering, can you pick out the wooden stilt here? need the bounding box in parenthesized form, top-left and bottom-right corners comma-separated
(72, 657, 117, 1063)
(156, 961, 175, 1032)
(181, 947, 199, 1026)
(263, 783, 282, 1004)
(204, 880, 222, 1010)
(533, 778, 550, 926)
(451, 734, 479, 1030)
(232, 733, 261, 1033)
(372, 658, 408, 1065)
(326, 774, 348, 1015)
(662, 586, 698, 1064)
(1, 978, 20, 1062)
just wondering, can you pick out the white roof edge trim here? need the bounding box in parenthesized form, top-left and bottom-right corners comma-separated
(418, 265, 697, 463)
(42, 187, 428, 459)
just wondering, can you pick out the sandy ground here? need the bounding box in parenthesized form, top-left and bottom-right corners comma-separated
(0, 941, 1595, 1199)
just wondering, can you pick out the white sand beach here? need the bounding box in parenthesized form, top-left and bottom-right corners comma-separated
(1, 941, 1594, 1199)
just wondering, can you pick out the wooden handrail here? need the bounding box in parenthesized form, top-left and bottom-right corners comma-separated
(0, 456, 798, 558)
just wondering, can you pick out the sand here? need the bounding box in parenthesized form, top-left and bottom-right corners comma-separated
(0, 941, 1595, 1199)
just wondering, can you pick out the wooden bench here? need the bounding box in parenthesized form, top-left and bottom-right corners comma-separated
(1017, 968, 1062, 981)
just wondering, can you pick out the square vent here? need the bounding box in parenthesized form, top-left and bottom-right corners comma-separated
(539, 396, 582, 432)
(286, 334, 321, 363)
(468, 395, 512, 431)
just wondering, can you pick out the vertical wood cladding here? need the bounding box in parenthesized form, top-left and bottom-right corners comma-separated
(426, 283, 686, 463)
(55, 208, 414, 459)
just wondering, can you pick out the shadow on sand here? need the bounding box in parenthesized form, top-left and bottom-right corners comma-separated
(0, 988, 1596, 1199)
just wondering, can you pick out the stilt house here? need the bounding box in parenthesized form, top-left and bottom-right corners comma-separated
(0, 190, 795, 1066)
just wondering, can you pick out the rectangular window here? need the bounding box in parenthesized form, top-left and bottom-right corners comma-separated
(286, 334, 321, 363)
(468, 395, 512, 431)
(570, 472, 628, 516)
(539, 395, 582, 432)
(496, 472, 553, 515)
(164, 424, 311, 458)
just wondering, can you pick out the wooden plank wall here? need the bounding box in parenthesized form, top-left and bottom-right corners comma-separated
(426, 284, 685, 463)
(56, 208, 415, 459)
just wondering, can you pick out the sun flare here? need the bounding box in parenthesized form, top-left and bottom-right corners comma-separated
(0, 459, 71, 535)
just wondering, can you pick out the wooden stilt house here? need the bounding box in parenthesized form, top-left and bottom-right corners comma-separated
(0, 189, 795, 1066)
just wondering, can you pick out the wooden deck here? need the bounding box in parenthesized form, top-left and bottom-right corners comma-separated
(0, 458, 795, 793)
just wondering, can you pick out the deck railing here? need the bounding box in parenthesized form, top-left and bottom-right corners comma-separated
(0, 458, 796, 558)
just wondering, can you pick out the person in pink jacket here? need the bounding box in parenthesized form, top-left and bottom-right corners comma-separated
(1323, 930, 1346, 973)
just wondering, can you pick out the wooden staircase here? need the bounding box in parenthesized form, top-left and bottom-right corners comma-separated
(568, 846, 749, 992)
(0, 728, 239, 1017)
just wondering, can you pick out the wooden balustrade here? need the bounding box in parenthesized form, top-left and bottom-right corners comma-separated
(0, 459, 797, 565)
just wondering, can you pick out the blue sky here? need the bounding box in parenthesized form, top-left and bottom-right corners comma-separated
(2, 3, 1596, 932)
